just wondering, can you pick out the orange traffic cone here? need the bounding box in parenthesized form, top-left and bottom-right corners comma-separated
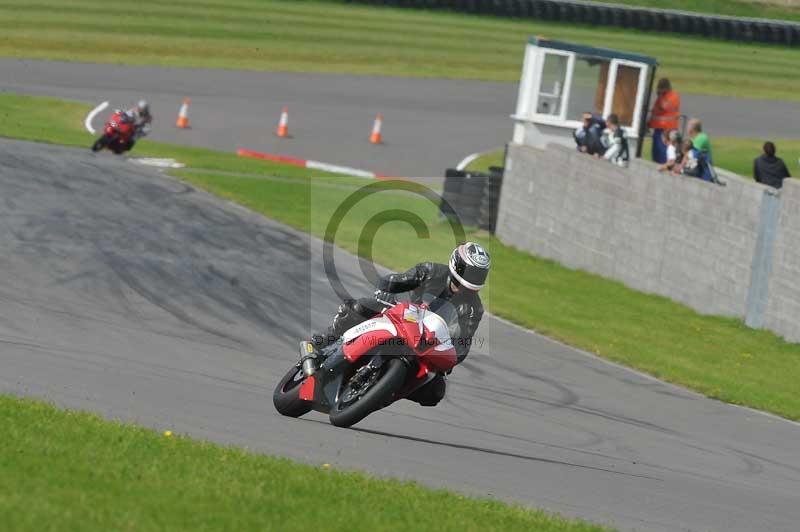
(370, 113, 384, 144)
(276, 106, 290, 138)
(176, 98, 191, 129)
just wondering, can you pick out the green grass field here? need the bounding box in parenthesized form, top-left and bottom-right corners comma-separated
(1, 0, 800, 100)
(0, 395, 608, 532)
(3, 92, 800, 422)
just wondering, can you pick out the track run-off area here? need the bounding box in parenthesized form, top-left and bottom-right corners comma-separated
(1, 138, 799, 532)
(3, 59, 800, 176)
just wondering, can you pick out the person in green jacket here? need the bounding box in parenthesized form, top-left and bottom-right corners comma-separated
(687, 118, 712, 162)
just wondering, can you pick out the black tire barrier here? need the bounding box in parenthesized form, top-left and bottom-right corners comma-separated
(478, 203, 498, 232)
(598, 7, 613, 26)
(611, 8, 625, 27)
(343, 0, 800, 47)
(653, 13, 666, 32)
(625, 10, 638, 30)
(441, 169, 465, 219)
(441, 168, 502, 231)
(462, 181, 487, 208)
(478, 191, 501, 233)
(790, 26, 800, 46)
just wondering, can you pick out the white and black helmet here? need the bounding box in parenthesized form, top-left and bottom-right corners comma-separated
(137, 99, 149, 114)
(448, 242, 491, 291)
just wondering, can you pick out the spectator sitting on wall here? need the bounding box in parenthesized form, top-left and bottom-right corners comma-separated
(574, 112, 606, 156)
(687, 119, 715, 181)
(754, 141, 792, 189)
(674, 139, 702, 178)
(602, 114, 629, 167)
(648, 78, 681, 164)
(687, 118, 712, 161)
(657, 129, 681, 172)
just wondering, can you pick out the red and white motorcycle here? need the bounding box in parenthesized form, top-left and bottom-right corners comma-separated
(90, 109, 137, 154)
(273, 297, 458, 427)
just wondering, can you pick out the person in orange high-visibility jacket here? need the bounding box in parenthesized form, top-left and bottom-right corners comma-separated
(648, 78, 681, 164)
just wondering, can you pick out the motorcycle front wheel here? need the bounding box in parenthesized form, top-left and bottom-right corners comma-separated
(273, 364, 313, 418)
(91, 134, 111, 152)
(329, 357, 406, 428)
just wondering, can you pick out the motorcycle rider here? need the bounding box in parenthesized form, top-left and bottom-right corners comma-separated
(126, 99, 153, 142)
(301, 242, 491, 406)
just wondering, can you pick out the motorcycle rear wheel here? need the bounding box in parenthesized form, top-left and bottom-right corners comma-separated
(111, 140, 133, 155)
(273, 364, 313, 418)
(329, 357, 406, 428)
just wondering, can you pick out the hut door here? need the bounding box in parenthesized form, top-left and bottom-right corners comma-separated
(603, 59, 648, 133)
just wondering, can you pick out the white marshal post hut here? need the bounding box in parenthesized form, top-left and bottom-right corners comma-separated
(511, 37, 658, 157)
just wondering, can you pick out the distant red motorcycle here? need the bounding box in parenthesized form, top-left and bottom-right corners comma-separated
(273, 297, 459, 428)
(91, 110, 136, 154)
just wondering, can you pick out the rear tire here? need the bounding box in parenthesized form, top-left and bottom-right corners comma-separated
(273, 365, 313, 418)
(329, 358, 406, 428)
(111, 140, 133, 155)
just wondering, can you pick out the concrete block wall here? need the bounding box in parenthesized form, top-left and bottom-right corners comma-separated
(763, 179, 800, 342)
(497, 143, 767, 319)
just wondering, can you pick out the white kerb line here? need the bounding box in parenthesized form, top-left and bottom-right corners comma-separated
(456, 150, 488, 171)
(84, 101, 109, 134)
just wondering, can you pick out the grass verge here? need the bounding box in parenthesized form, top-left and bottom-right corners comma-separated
(0, 395, 609, 532)
(3, 92, 800, 422)
(1, 0, 800, 101)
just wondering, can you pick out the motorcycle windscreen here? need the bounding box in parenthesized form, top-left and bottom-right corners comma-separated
(419, 303, 458, 371)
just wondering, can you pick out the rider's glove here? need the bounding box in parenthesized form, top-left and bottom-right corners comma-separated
(374, 290, 396, 306)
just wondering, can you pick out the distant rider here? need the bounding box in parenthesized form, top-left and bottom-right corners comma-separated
(125, 99, 153, 143)
(300, 242, 491, 406)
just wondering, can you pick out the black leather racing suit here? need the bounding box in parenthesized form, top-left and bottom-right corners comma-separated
(311, 262, 484, 406)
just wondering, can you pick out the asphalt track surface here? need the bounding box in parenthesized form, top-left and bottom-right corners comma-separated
(2, 138, 800, 532)
(3, 59, 800, 176)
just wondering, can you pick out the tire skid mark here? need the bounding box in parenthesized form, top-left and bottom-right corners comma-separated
(100, 248, 249, 349)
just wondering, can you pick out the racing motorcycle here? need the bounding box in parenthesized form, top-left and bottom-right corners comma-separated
(273, 296, 459, 428)
(91, 110, 137, 154)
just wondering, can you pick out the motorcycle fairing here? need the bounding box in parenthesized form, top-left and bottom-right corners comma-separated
(301, 344, 391, 414)
(415, 311, 457, 372)
(299, 375, 316, 401)
(342, 315, 398, 363)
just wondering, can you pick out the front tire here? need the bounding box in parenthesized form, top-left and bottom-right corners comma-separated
(273, 365, 313, 418)
(91, 135, 111, 152)
(329, 358, 406, 428)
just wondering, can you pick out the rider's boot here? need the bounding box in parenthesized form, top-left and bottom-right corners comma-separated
(407, 373, 447, 406)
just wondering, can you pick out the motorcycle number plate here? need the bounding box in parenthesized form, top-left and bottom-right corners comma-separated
(343, 320, 379, 342)
(342, 317, 396, 343)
